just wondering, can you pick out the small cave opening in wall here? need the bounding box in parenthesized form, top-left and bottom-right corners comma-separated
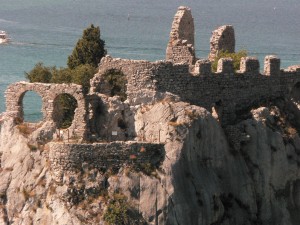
(21, 91, 43, 122)
(52, 93, 78, 129)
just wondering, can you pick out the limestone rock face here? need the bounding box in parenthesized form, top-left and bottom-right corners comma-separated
(0, 98, 300, 225)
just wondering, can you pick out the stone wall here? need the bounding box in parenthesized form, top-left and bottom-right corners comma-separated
(166, 6, 196, 64)
(5, 82, 87, 139)
(92, 55, 300, 125)
(208, 25, 235, 61)
(49, 141, 165, 182)
(4, 5, 300, 139)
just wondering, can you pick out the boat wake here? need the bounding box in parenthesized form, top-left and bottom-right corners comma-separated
(10, 41, 73, 49)
(0, 18, 17, 24)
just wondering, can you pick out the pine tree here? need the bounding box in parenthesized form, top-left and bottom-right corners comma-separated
(67, 24, 106, 69)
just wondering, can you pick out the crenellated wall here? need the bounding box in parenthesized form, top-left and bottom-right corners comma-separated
(92, 55, 300, 125)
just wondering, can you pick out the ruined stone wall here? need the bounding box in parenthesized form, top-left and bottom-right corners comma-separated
(91, 56, 164, 105)
(49, 141, 165, 182)
(5, 82, 87, 139)
(93, 55, 300, 125)
(166, 6, 196, 64)
(208, 25, 235, 61)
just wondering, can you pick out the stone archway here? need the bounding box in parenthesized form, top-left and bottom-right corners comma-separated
(21, 91, 43, 122)
(52, 93, 78, 129)
(5, 82, 88, 139)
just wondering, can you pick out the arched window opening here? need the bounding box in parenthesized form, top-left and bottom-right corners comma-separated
(22, 91, 43, 122)
(53, 93, 78, 129)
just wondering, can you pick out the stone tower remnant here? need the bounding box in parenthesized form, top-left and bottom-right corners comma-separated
(166, 6, 196, 64)
(209, 25, 235, 61)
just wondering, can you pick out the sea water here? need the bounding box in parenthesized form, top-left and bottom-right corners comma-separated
(1, 0, 300, 121)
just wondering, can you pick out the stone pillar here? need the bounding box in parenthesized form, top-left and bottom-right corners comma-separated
(166, 6, 196, 64)
(194, 59, 211, 76)
(264, 55, 280, 76)
(217, 58, 234, 74)
(209, 25, 235, 61)
(240, 57, 260, 74)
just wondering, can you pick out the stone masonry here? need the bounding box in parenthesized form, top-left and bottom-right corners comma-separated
(4, 6, 300, 135)
(166, 6, 196, 64)
(5, 82, 87, 138)
(208, 25, 235, 61)
(3, 5, 300, 182)
(93, 55, 300, 125)
(49, 141, 165, 182)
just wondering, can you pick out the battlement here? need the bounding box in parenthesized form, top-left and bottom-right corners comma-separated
(94, 55, 300, 118)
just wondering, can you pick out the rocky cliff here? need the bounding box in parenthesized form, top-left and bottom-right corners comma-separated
(0, 96, 299, 225)
(1, 5, 300, 225)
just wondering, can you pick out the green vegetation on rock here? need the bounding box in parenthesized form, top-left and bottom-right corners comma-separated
(212, 49, 247, 72)
(103, 193, 129, 225)
(103, 69, 127, 101)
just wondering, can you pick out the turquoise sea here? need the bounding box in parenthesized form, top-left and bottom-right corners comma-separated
(1, 0, 300, 121)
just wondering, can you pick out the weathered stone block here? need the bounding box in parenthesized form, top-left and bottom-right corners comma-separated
(194, 59, 211, 76)
(264, 55, 280, 76)
(217, 58, 234, 74)
(240, 57, 260, 74)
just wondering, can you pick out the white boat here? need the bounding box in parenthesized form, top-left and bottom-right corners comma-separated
(0, 30, 10, 44)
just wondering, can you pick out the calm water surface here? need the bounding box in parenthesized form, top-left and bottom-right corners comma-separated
(1, 0, 300, 120)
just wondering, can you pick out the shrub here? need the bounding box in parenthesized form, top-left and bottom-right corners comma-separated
(212, 49, 247, 72)
(25, 62, 53, 83)
(17, 123, 32, 137)
(103, 193, 129, 225)
(27, 143, 38, 151)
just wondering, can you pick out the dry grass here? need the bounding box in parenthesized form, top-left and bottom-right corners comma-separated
(185, 109, 200, 120)
(286, 127, 297, 137)
(27, 143, 38, 151)
(22, 188, 35, 201)
(17, 123, 32, 137)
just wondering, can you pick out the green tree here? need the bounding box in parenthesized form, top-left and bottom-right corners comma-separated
(53, 94, 78, 129)
(51, 67, 72, 84)
(67, 24, 106, 69)
(103, 69, 127, 102)
(25, 62, 53, 83)
(71, 64, 97, 93)
(50, 64, 96, 93)
(212, 50, 247, 72)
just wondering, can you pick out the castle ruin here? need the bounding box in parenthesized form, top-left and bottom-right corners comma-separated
(3, 6, 300, 178)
